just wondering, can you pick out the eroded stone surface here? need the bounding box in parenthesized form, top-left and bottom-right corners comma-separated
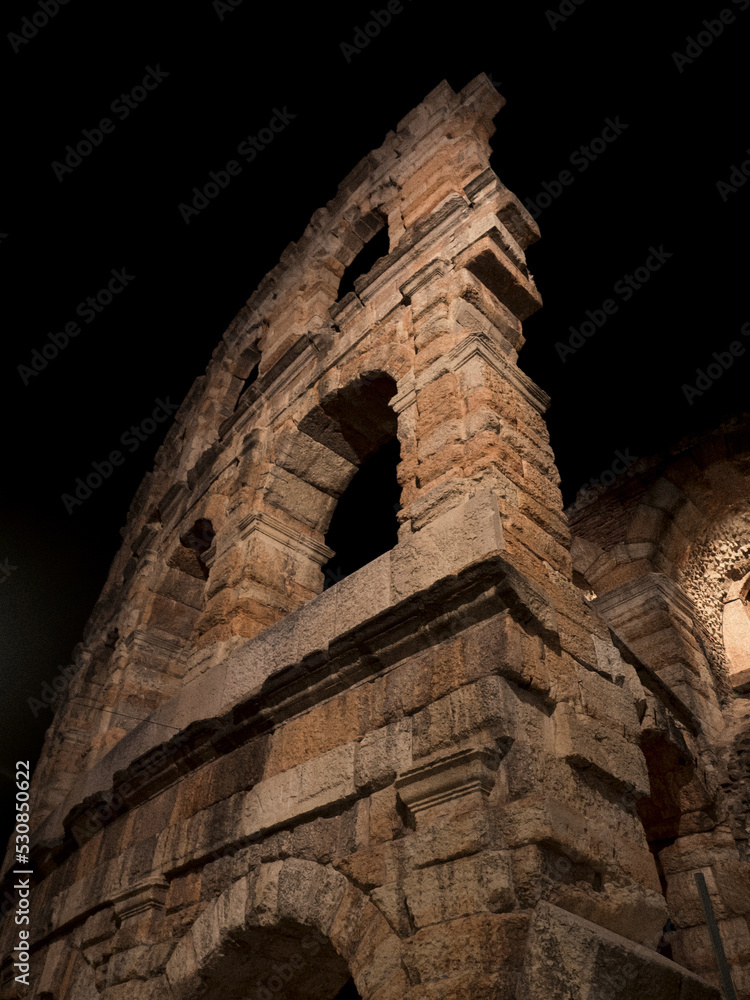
(1, 73, 747, 1000)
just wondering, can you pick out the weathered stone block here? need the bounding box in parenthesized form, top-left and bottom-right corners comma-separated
(368, 785, 404, 846)
(410, 795, 491, 868)
(240, 742, 357, 838)
(671, 916, 750, 972)
(659, 830, 740, 877)
(575, 662, 643, 739)
(500, 794, 607, 867)
(515, 901, 721, 1000)
(459, 611, 551, 696)
(402, 851, 514, 928)
(336, 551, 393, 635)
(553, 702, 650, 797)
(275, 858, 349, 935)
(391, 490, 504, 600)
(402, 912, 529, 982)
(333, 838, 410, 892)
(410, 675, 520, 760)
(355, 717, 413, 793)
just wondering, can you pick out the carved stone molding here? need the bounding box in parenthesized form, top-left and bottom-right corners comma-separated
(122, 628, 185, 658)
(447, 331, 550, 415)
(238, 510, 333, 566)
(395, 746, 505, 818)
(111, 876, 169, 924)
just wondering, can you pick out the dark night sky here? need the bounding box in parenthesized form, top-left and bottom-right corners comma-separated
(1, 0, 748, 849)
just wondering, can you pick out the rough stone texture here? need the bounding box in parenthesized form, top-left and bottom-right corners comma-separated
(0, 74, 746, 1000)
(568, 417, 750, 994)
(516, 901, 721, 1000)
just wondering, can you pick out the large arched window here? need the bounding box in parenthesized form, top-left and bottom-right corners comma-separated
(301, 371, 401, 589)
(724, 571, 750, 689)
(322, 434, 401, 588)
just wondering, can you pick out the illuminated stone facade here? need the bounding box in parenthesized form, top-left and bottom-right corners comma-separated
(2, 74, 747, 999)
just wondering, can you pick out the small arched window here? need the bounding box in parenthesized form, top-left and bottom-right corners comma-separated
(336, 211, 389, 302)
(234, 354, 261, 412)
(178, 518, 216, 580)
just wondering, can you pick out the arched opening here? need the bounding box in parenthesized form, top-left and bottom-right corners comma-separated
(724, 572, 750, 690)
(295, 371, 400, 589)
(234, 357, 261, 411)
(636, 729, 697, 896)
(337, 215, 389, 301)
(322, 435, 401, 588)
(179, 517, 215, 580)
(634, 725, 714, 967)
(165, 861, 403, 1000)
(190, 925, 359, 1000)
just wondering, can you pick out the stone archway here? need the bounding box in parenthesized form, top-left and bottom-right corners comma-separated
(165, 859, 407, 1000)
(263, 369, 407, 593)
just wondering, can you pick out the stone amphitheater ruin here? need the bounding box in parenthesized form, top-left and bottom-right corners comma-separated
(2, 73, 749, 999)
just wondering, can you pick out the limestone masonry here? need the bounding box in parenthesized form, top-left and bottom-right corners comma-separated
(2, 73, 749, 999)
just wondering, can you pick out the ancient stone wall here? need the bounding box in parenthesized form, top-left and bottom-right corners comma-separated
(0, 75, 739, 1000)
(569, 415, 750, 994)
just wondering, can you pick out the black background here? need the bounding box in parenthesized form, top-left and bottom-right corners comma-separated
(1, 0, 748, 851)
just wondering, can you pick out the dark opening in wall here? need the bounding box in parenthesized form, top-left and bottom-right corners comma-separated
(337, 223, 390, 301)
(179, 518, 215, 579)
(637, 727, 701, 919)
(333, 978, 361, 1000)
(234, 359, 260, 411)
(322, 435, 401, 589)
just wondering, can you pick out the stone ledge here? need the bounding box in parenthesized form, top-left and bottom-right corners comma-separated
(13, 544, 560, 886)
(454, 231, 543, 322)
(552, 702, 650, 798)
(515, 901, 721, 999)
